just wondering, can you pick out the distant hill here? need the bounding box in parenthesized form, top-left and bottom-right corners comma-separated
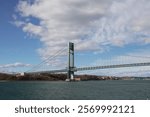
(0, 73, 16, 80)
(0, 73, 118, 81)
(0, 73, 149, 81)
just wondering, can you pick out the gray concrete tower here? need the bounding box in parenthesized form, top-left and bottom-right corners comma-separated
(67, 42, 74, 80)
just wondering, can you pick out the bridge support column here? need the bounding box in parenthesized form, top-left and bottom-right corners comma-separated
(67, 42, 74, 81)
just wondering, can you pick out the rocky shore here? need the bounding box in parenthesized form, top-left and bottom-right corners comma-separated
(0, 73, 149, 81)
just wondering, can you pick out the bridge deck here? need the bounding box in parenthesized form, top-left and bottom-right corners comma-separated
(75, 62, 150, 71)
(26, 69, 67, 74)
(26, 62, 150, 74)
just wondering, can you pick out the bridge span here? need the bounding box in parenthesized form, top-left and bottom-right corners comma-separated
(26, 62, 150, 74)
(25, 42, 150, 80)
(75, 62, 150, 71)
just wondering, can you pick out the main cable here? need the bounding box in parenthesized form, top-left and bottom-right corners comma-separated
(26, 46, 67, 72)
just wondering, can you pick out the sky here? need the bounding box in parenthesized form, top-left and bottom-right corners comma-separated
(0, 0, 150, 76)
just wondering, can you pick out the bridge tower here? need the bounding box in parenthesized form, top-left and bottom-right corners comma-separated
(67, 42, 74, 80)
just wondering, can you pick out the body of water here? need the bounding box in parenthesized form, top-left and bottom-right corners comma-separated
(0, 80, 149, 100)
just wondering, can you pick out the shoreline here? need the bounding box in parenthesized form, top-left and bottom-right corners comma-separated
(0, 73, 150, 81)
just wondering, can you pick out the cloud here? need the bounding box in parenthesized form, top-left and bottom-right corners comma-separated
(14, 0, 150, 67)
(0, 62, 32, 69)
(15, 0, 109, 52)
(88, 0, 150, 49)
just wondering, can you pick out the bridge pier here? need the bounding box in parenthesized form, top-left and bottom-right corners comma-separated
(67, 42, 74, 81)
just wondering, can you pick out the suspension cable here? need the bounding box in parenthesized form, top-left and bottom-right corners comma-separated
(26, 46, 67, 72)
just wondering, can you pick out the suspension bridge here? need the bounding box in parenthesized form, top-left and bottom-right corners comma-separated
(24, 42, 150, 81)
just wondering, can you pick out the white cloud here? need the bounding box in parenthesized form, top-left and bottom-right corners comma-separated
(14, 0, 150, 67)
(15, 0, 109, 51)
(90, 0, 150, 47)
(0, 62, 32, 68)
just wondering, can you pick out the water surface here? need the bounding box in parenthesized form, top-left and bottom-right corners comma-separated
(0, 80, 149, 100)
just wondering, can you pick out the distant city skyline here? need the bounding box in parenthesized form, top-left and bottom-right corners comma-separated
(0, 0, 150, 76)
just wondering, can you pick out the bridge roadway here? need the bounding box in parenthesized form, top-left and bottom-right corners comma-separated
(25, 62, 150, 74)
(75, 62, 150, 71)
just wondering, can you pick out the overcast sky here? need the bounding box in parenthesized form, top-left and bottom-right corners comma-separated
(0, 0, 150, 76)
